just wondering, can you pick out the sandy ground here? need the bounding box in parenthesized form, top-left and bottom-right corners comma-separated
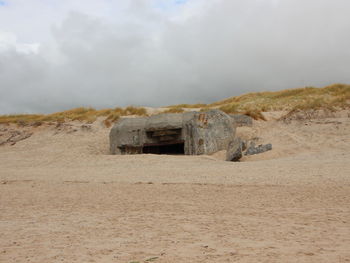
(1, 111, 350, 262)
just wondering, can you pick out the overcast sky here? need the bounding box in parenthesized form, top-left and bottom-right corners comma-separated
(0, 0, 350, 114)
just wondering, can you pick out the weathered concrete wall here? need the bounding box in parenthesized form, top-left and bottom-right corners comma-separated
(109, 110, 236, 155)
(109, 117, 147, 154)
(184, 110, 236, 155)
(145, 113, 183, 131)
(226, 137, 243, 162)
(144, 113, 184, 145)
(230, 114, 253, 127)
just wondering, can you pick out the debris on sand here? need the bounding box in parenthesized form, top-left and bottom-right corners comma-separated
(0, 128, 33, 146)
(226, 138, 243, 162)
(245, 142, 272, 156)
(226, 138, 272, 161)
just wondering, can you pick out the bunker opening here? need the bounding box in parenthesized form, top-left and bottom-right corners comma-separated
(143, 128, 184, 155)
(143, 141, 185, 155)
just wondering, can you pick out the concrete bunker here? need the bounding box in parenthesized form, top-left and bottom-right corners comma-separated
(109, 110, 236, 155)
(143, 128, 184, 154)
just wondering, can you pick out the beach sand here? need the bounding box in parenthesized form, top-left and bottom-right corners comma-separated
(1, 112, 350, 262)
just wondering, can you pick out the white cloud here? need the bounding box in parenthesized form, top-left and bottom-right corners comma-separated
(0, 0, 350, 114)
(0, 31, 39, 54)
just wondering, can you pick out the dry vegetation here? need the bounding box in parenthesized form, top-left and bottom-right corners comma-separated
(194, 84, 349, 120)
(0, 106, 148, 127)
(102, 106, 148, 127)
(210, 84, 350, 112)
(1, 84, 349, 125)
(199, 84, 348, 120)
(162, 108, 185, 114)
(166, 103, 207, 109)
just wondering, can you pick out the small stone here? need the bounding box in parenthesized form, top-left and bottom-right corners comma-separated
(81, 125, 92, 131)
(226, 138, 243, 162)
(245, 142, 272, 156)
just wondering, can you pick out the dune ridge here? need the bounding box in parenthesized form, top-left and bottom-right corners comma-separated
(1, 83, 349, 126)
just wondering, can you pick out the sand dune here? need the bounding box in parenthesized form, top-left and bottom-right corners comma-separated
(0, 111, 350, 262)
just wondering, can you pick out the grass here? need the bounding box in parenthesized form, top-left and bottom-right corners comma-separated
(218, 103, 239, 114)
(162, 108, 185, 114)
(200, 104, 266, 120)
(209, 84, 350, 112)
(1, 84, 349, 125)
(201, 84, 349, 120)
(242, 108, 267, 121)
(103, 106, 148, 127)
(166, 103, 207, 109)
(0, 106, 148, 127)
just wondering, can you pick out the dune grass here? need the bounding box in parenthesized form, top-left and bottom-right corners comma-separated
(0, 106, 148, 126)
(166, 103, 207, 109)
(200, 84, 349, 120)
(162, 108, 185, 114)
(209, 84, 350, 112)
(0, 84, 349, 125)
(199, 104, 266, 120)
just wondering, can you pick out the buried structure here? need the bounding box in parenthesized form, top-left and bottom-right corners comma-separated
(109, 110, 236, 155)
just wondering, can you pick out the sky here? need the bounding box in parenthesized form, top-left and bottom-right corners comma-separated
(0, 0, 350, 114)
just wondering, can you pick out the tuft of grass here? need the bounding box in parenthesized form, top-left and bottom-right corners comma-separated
(102, 107, 147, 127)
(0, 114, 43, 125)
(199, 107, 212, 112)
(242, 108, 266, 121)
(95, 108, 113, 116)
(102, 106, 147, 127)
(124, 106, 148, 116)
(162, 108, 185, 114)
(218, 103, 239, 114)
(103, 112, 121, 128)
(291, 98, 330, 111)
(166, 103, 207, 109)
(269, 86, 317, 99)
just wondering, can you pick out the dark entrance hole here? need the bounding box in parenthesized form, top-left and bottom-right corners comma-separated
(143, 142, 184, 155)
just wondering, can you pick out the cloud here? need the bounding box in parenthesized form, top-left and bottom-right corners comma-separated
(0, 0, 350, 114)
(0, 31, 39, 54)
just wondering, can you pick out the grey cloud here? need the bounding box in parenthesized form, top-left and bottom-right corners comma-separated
(1, 0, 350, 114)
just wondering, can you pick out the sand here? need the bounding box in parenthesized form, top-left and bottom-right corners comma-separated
(0, 111, 350, 262)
